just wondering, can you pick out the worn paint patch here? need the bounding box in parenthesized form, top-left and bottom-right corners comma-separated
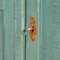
(29, 16, 37, 41)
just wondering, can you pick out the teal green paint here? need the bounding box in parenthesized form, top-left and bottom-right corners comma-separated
(0, 0, 60, 60)
(14, 0, 25, 60)
(42, 0, 60, 60)
(0, 0, 3, 8)
(26, 0, 60, 60)
(26, 0, 42, 60)
(0, 9, 4, 60)
(4, 0, 15, 60)
(20, 0, 26, 60)
(3, 0, 25, 60)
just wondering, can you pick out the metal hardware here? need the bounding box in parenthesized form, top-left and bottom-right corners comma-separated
(29, 16, 37, 41)
(23, 16, 37, 41)
(23, 27, 33, 35)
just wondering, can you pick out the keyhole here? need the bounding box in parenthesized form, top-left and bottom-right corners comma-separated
(31, 26, 34, 32)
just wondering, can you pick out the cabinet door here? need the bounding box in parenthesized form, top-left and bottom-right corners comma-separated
(26, 0, 60, 60)
(4, 0, 25, 60)
(25, 0, 42, 60)
(0, 0, 25, 60)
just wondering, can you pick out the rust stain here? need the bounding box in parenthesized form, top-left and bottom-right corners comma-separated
(29, 16, 37, 41)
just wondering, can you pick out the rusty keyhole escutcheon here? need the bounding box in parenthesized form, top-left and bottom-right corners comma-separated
(29, 16, 38, 41)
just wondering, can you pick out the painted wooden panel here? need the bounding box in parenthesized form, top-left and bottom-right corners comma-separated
(3, 0, 25, 60)
(0, 0, 25, 60)
(4, 0, 15, 60)
(26, 0, 42, 60)
(26, 0, 60, 60)
(0, 0, 3, 8)
(0, 0, 60, 60)
(14, 0, 25, 60)
(42, 0, 60, 60)
(0, 9, 4, 60)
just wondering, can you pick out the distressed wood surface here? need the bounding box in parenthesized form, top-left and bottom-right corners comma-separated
(26, 0, 60, 60)
(42, 0, 60, 60)
(0, 0, 60, 60)
(3, 0, 25, 60)
(4, 0, 15, 60)
(26, 0, 42, 60)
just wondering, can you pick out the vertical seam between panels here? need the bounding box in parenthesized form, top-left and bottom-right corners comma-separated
(25, 0, 27, 60)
